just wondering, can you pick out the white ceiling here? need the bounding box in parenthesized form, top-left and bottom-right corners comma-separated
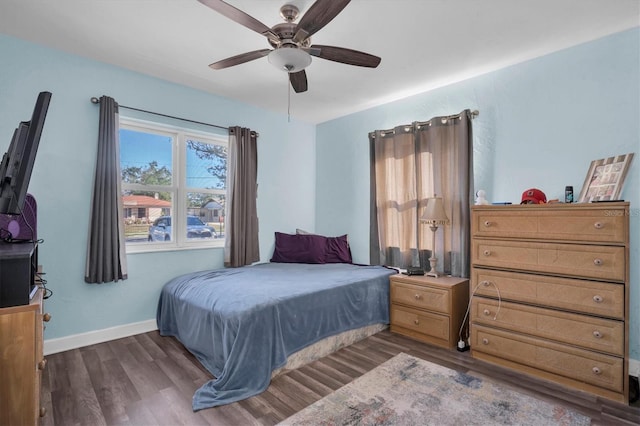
(1, 0, 638, 124)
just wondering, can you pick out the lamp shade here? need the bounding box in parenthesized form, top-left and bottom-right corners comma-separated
(268, 48, 312, 73)
(420, 197, 449, 224)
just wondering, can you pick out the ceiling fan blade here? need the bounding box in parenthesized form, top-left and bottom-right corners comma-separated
(209, 49, 271, 70)
(198, 0, 279, 42)
(308, 45, 381, 68)
(293, 0, 351, 43)
(289, 70, 308, 93)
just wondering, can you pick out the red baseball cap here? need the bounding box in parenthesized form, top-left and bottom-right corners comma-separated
(521, 188, 547, 204)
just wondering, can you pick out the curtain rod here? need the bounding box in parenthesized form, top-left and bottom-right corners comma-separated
(369, 109, 479, 138)
(414, 109, 479, 129)
(90, 97, 229, 132)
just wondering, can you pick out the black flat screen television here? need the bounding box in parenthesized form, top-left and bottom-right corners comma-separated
(0, 91, 52, 215)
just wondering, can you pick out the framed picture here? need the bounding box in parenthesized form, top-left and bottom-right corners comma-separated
(578, 153, 634, 203)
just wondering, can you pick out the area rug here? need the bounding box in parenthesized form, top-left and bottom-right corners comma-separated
(279, 352, 590, 426)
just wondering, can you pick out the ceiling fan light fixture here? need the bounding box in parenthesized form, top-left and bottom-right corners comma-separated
(268, 47, 311, 73)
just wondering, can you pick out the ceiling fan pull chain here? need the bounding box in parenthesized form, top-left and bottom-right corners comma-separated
(288, 74, 291, 123)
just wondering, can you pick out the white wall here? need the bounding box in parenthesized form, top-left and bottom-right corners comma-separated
(0, 34, 317, 341)
(315, 28, 640, 361)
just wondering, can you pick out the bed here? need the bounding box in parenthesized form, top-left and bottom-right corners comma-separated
(156, 261, 395, 410)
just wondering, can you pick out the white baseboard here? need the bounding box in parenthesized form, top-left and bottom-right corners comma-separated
(44, 319, 157, 355)
(630, 358, 640, 378)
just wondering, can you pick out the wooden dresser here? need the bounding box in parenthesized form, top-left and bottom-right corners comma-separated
(0, 287, 49, 425)
(390, 274, 469, 349)
(470, 202, 629, 403)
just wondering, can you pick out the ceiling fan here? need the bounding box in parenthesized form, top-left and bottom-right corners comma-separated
(198, 0, 381, 93)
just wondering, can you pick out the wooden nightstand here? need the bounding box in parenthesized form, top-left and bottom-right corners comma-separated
(390, 274, 469, 349)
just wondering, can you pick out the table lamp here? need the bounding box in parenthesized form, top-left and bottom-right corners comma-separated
(420, 196, 449, 277)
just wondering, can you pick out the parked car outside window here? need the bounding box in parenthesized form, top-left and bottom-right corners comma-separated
(148, 215, 217, 242)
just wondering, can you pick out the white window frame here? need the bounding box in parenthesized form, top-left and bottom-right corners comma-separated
(120, 117, 227, 254)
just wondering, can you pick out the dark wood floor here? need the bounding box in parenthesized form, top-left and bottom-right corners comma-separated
(41, 330, 640, 426)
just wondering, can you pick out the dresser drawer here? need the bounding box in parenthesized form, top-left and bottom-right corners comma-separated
(390, 305, 450, 343)
(471, 325, 624, 392)
(471, 298, 624, 355)
(390, 281, 450, 314)
(471, 268, 624, 319)
(472, 206, 627, 243)
(472, 239, 625, 281)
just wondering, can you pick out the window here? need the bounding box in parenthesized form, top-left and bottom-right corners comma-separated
(120, 118, 227, 252)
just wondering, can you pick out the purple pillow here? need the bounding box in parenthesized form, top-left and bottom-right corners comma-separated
(325, 234, 352, 263)
(271, 232, 327, 264)
(295, 229, 353, 264)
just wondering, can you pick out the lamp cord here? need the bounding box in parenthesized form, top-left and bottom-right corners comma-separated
(459, 281, 502, 344)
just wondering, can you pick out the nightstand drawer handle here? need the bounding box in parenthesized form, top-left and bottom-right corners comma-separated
(483, 309, 491, 316)
(414, 319, 419, 325)
(483, 250, 491, 256)
(43, 312, 52, 322)
(593, 295, 603, 303)
(594, 222, 604, 229)
(593, 330, 602, 339)
(38, 359, 47, 370)
(482, 338, 489, 345)
(483, 220, 492, 227)
(39, 407, 46, 418)
(414, 294, 421, 300)
(481, 280, 490, 287)
(592, 367, 601, 375)
(593, 258, 603, 266)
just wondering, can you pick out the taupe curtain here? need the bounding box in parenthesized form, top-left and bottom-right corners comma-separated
(85, 96, 128, 283)
(224, 127, 259, 267)
(369, 110, 473, 277)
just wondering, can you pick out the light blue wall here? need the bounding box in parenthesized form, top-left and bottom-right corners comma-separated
(2, 26, 639, 363)
(0, 34, 317, 339)
(316, 28, 640, 360)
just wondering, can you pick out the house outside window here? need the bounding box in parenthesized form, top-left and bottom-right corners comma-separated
(119, 118, 227, 252)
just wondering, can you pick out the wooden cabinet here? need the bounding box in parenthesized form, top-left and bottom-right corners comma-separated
(470, 203, 629, 403)
(0, 287, 47, 425)
(390, 274, 469, 349)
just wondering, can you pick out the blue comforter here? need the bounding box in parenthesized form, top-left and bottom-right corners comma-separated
(156, 262, 394, 410)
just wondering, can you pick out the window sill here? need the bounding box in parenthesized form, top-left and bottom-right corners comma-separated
(125, 240, 224, 254)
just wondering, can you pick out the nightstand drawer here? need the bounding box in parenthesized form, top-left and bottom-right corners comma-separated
(391, 281, 450, 314)
(472, 239, 625, 281)
(471, 298, 624, 355)
(391, 305, 450, 343)
(471, 268, 624, 319)
(472, 325, 624, 393)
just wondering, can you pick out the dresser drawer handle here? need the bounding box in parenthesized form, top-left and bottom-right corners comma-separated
(594, 222, 604, 229)
(484, 221, 492, 227)
(593, 330, 602, 339)
(481, 280, 491, 287)
(593, 295, 603, 303)
(592, 367, 602, 375)
(414, 294, 421, 300)
(483, 250, 491, 256)
(414, 319, 419, 325)
(38, 359, 47, 370)
(39, 407, 47, 418)
(482, 338, 489, 345)
(483, 309, 491, 316)
(593, 258, 603, 266)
